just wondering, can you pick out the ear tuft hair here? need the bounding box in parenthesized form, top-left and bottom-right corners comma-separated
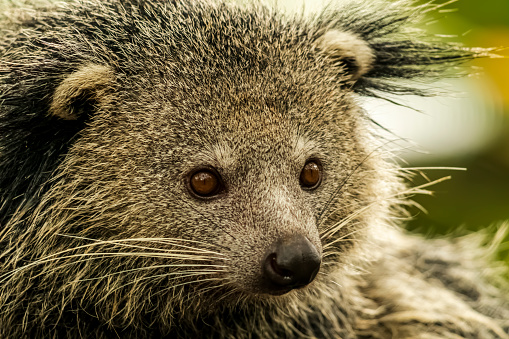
(311, 0, 494, 97)
(49, 64, 115, 120)
(314, 30, 375, 82)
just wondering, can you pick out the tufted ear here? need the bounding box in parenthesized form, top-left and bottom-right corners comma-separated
(49, 64, 115, 120)
(314, 30, 375, 82)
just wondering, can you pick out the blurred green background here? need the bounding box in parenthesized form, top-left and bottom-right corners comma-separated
(399, 0, 509, 268)
(277, 0, 509, 267)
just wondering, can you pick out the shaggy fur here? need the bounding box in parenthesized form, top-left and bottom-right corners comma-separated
(0, 0, 508, 338)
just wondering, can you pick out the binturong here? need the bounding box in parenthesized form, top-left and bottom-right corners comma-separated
(0, 0, 508, 338)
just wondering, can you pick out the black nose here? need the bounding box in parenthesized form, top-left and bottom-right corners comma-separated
(263, 235, 321, 290)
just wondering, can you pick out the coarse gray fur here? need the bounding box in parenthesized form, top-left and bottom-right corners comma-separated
(0, 0, 508, 338)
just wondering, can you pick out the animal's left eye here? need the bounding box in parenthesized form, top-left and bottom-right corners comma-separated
(300, 160, 322, 189)
(189, 169, 223, 197)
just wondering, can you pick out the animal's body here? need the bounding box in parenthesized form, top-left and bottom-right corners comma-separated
(0, 0, 508, 338)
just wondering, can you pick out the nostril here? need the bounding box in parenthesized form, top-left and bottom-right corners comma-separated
(264, 253, 294, 287)
(262, 235, 321, 291)
(268, 253, 294, 285)
(270, 254, 293, 279)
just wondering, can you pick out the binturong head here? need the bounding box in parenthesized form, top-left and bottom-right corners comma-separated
(0, 0, 487, 335)
(42, 9, 380, 298)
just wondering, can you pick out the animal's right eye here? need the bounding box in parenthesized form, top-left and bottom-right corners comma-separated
(189, 169, 223, 198)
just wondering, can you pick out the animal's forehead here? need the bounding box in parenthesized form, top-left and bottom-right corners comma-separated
(152, 83, 353, 168)
(190, 131, 320, 174)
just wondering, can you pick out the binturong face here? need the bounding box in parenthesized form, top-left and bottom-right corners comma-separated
(30, 25, 389, 327)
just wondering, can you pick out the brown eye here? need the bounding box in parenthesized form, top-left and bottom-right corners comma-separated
(189, 170, 222, 197)
(300, 160, 322, 189)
